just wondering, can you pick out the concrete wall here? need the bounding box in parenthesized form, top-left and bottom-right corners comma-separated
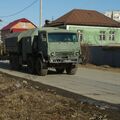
(89, 46, 120, 67)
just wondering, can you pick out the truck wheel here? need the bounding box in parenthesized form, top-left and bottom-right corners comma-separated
(27, 57, 35, 74)
(66, 64, 78, 75)
(10, 55, 14, 69)
(56, 68, 64, 74)
(35, 58, 48, 76)
(10, 54, 20, 70)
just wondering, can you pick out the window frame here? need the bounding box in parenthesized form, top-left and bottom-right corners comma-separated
(99, 31, 106, 41)
(48, 33, 78, 42)
(109, 31, 115, 41)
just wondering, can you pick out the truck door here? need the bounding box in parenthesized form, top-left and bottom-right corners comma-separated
(38, 32, 48, 57)
(22, 37, 32, 62)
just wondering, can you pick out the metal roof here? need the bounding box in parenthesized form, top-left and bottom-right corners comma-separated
(2, 18, 37, 30)
(46, 9, 120, 27)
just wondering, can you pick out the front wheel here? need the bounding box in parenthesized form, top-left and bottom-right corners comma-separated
(35, 58, 48, 76)
(27, 57, 35, 74)
(66, 64, 78, 75)
(9, 54, 21, 70)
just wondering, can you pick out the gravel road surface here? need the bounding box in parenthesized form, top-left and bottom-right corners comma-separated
(0, 61, 120, 105)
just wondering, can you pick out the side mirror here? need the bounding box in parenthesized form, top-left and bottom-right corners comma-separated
(42, 37, 47, 41)
(39, 32, 47, 41)
(42, 33, 47, 41)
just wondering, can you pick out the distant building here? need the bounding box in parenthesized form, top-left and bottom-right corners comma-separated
(0, 18, 37, 55)
(104, 11, 120, 22)
(1, 18, 37, 43)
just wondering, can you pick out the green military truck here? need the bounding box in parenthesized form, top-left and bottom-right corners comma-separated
(5, 27, 81, 76)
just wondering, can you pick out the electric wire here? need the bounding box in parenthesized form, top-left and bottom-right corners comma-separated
(0, 0, 39, 18)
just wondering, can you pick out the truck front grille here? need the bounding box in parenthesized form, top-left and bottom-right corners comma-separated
(55, 52, 74, 57)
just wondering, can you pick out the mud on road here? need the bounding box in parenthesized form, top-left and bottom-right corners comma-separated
(0, 72, 120, 120)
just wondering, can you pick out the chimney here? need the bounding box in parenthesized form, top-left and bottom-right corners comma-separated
(111, 11, 114, 19)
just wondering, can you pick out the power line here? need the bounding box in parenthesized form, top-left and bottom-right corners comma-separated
(0, 0, 39, 18)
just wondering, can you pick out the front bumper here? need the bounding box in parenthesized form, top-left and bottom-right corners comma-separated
(49, 56, 79, 63)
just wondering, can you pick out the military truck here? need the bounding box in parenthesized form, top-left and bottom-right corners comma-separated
(5, 27, 81, 76)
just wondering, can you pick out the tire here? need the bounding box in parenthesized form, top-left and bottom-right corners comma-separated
(66, 64, 78, 75)
(35, 58, 48, 76)
(9, 54, 20, 70)
(9, 55, 14, 69)
(27, 57, 35, 74)
(56, 68, 64, 74)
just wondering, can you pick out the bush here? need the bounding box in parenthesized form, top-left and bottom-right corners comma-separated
(81, 44, 91, 64)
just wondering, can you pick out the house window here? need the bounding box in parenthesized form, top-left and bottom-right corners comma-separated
(109, 31, 115, 41)
(99, 31, 106, 40)
(21, 22, 27, 28)
(77, 30, 84, 41)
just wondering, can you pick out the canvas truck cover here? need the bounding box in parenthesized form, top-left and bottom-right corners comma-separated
(5, 28, 38, 53)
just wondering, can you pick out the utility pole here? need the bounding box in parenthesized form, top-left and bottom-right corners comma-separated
(40, 0, 42, 28)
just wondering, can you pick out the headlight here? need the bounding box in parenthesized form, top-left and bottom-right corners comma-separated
(50, 52, 55, 56)
(75, 52, 80, 56)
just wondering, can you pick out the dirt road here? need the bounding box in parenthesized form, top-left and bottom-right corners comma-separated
(0, 61, 120, 105)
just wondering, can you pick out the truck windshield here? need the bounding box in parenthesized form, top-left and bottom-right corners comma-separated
(48, 33, 78, 42)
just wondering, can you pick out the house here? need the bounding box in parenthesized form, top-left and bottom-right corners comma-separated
(1, 18, 37, 43)
(45, 9, 120, 67)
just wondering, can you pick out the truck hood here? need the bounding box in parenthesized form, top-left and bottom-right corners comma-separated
(48, 42, 80, 55)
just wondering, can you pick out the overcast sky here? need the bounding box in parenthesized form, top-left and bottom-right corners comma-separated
(0, 0, 120, 28)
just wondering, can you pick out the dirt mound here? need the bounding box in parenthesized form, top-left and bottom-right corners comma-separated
(0, 73, 119, 120)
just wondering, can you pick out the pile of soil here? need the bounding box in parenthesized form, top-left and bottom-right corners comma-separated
(0, 73, 119, 120)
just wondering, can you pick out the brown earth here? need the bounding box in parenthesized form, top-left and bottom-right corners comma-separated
(0, 72, 120, 120)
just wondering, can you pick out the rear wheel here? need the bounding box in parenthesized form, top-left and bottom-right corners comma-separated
(9, 54, 20, 70)
(56, 68, 64, 74)
(66, 64, 78, 75)
(27, 57, 35, 74)
(35, 58, 48, 76)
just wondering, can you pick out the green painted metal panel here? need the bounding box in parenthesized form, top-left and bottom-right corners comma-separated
(48, 42, 80, 54)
